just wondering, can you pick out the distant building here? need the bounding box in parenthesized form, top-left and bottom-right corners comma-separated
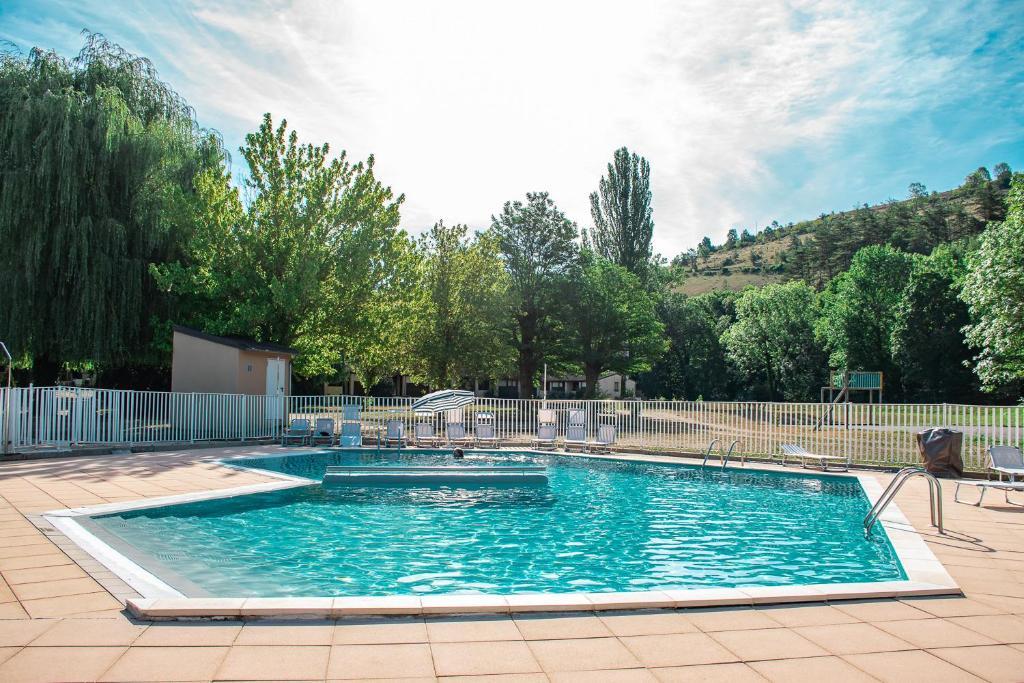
(171, 326, 298, 396)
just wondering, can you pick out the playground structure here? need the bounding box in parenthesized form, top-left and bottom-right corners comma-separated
(816, 370, 883, 430)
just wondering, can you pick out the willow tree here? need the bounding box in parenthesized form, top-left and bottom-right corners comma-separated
(587, 147, 655, 283)
(0, 34, 224, 382)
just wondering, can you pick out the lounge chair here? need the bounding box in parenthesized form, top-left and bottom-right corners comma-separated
(987, 445, 1024, 481)
(445, 421, 474, 448)
(586, 424, 616, 454)
(954, 478, 1024, 506)
(339, 405, 362, 447)
(779, 443, 848, 471)
(413, 422, 441, 448)
(384, 419, 407, 447)
(475, 423, 501, 448)
(532, 423, 557, 450)
(563, 410, 587, 452)
(310, 417, 336, 446)
(281, 418, 311, 446)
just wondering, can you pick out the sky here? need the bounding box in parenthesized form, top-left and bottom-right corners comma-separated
(2, 0, 1022, 257)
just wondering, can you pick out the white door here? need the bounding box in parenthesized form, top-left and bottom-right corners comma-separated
(265, 358, 286, 423)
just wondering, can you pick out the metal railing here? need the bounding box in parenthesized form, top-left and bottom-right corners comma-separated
(1, 386, 1022, 471)
(864, 467, 943, 535)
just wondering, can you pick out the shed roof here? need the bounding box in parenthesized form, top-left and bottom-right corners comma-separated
(172, 325, 299, 356)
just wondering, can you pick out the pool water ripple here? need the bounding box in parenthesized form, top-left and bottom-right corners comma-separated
(89, 450, 905, 597)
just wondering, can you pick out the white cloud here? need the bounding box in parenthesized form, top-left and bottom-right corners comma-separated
(5, 0, 1014, 255)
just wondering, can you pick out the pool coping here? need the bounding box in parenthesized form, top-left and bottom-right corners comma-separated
(41, 446, 960, 619)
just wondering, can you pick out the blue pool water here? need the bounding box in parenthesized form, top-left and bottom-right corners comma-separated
(88, 450, 905, 597)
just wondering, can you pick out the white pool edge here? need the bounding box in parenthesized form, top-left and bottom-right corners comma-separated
(42, 447, 960, 619)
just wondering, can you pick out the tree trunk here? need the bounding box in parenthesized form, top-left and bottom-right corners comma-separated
(517, 353, 536, 399)
(584, 364, 601, 399)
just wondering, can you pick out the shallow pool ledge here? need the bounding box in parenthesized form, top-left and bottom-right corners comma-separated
(125, 579, 959, 620)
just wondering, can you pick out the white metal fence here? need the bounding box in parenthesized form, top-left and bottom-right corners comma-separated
(2, 387, 1021, 471)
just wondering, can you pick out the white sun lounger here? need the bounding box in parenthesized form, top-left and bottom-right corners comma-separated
(413, 422, 440, 448)
(780, 443, 849, 471)
(954, 479, 1024, 506)
(475, 423, 501, 448)
(310, 417, 336, 446)
(586, 424, 616, 454)
(987, 445, 1024, 480)
(281, 418, 311, 446)
(532, 423, 557, 450)
(563, 410, 587, 452)
(445, 421, 474, 448)
(384, 419, 407, 447)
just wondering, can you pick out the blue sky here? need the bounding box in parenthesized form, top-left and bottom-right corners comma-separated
(2, 0, 1022, 256)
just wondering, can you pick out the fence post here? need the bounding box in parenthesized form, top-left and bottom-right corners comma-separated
(190, 394, 196, 443)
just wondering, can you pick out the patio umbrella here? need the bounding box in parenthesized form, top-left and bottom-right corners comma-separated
(411, 389, 475, 414)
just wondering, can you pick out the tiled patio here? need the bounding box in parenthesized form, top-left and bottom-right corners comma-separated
(0, 446, 1022, 682)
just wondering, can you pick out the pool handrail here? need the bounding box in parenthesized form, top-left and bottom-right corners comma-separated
(864, 466, 943, 536)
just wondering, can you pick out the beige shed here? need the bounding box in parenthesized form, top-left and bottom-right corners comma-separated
(171, 326, 298, 396)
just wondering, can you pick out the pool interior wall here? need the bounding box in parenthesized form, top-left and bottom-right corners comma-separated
(82, 448, 909, 598)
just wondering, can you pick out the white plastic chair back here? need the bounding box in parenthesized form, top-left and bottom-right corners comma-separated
(538, 409, 556, 424)
(536, 423, 556, 441)
(447, 422, 467, 440)
(477, 424, 495, 439)
(568, 409, 586, 426)
(566, 425, 586, 442)
(988, 445, 1024, 470)
(342, 405, 360, 421)
(313, 418, 334, 437)
(414, 423, 434, 439)
(290, 418, 310, 433)
(596, 424, 616, 444)
(386, 420, 404, 439)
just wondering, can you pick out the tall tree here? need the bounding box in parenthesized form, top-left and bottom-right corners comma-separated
(0, 34, 224, 382)
(816, 245, 916, 395)
(152, 113, 410, 385)
(491, 192, 578, 398)
(961, 173, 1024, 393)
(723, 282, 827, 401)
(637, 291, 737, 400)
(407, 222, 514, 388)
(561, 252, 665, 397)
(587, 147, 654, 282)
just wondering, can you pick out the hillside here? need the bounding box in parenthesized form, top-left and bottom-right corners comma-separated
(672, 165, 1012, 294)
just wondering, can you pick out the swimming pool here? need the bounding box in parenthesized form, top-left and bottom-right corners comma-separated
(81, 449, 907, 598)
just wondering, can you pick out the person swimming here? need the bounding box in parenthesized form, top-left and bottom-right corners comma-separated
(453, 447, 465, 459)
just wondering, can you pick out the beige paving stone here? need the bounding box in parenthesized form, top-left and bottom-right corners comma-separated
(619, 633, 739, 668)
(0, 601, 29, 619)
(901, 596, 1003, 617)
(929, 644, 1024, 682)
(709, 628, 827, 661)
(842, 650, 985, 683)
(11, 576, 102, 601)
(30, 617, 147, 646)
(235, 621, 335, 645)
(599, 611, 698, 636)
(874, 617, 998, 648)
(832, 599, 932, 622)
(133, 621, 242, 646)
(20, 590, 123, 618)
(0, 647, 18, 667)
(216, 644, 331, 681)
(748, 655, 876, 682)
(432, 640, 541, 676)
(0, 618, 57, 646)
(758, 604, 859, 628)
(793, 622, 915, 655)
(333, 617, 428, 644)
(328, 642, 435, 679)
(514, 613, 613, 640)
(947, 614, 1024, 642)
(439, 675, 543, 683)
(0, 645, 126, 683)
(651, 662, 766, 682)
(0, 552, 72, 572)
(100, 645, 229, 682)
(682, 607, 779, 633)
(548, 669, 657, 682)
(426, 615, 523, 642)
(529, 637, 642, 672)
(1, 563, 88, 585)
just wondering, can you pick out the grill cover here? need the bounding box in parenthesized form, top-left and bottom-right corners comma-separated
(916, 428, 964, 478)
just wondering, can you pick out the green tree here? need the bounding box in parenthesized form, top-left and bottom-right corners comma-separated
(723, 282, 826, 401)
(561, 253, 665, 397)
(891, 245, 976, 401)
(0, 35, 224, 382)
(587, 147, 654, 282)
(153, 113, 410, 385)
(491, 192, 578, 398)
(638, 291, 737, 400)
(407, 222, 514, 388)
(816, 245, 916, 395)
(961, 173, 1024, 392)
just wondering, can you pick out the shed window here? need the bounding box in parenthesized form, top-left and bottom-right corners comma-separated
(246, 364, 253, 372)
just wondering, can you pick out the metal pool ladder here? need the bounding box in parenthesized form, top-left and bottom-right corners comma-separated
(701, 439, 739, 469)
(864, 467, 943, 536)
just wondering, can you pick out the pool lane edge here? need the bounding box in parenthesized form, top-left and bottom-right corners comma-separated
(41, 447, 961, 619)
